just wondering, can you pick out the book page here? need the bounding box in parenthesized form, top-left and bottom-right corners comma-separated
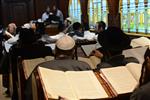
(81, 44, 96, 56)
(22, 56, 54, 79)
(89, 56, 101, 68)
(78, 57, 95, 69)
(100, 67, 138, 95)
(78, 56, 100, 69)
(38, 67, 77, 99)
(22, 58, 45, 79)
(126, 63, 142, 82)
(123, 46, 147, 64)
(130, 37, 150, 48)
(66, 71, 108, 99)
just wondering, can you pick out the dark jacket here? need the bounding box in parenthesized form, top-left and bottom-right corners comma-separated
(37, 59, 91, 71)
(11, 43, 53, 59)
(130, 82, 150, 100)
(96, 54, 139, 70)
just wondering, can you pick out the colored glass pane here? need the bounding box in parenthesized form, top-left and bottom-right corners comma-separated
(88, 0, 107, 27)
(121, 0, 128, 32)
(137, 0, 145, 32)
(129, 0, 136, 32)
(148, 0, 150, 33)
(69, 0, 81, 22)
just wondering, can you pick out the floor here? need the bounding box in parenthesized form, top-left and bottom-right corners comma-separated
(0, 75, 11, 100)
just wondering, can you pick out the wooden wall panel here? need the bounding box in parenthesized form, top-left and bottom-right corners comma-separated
(80, 0, 89, 29)
(1, 0, 35, 26)
(0, 1, 2, 25)
(58, 0, 69, 19)
(107, 0, 120, 27)
(0, 0, 122, 28)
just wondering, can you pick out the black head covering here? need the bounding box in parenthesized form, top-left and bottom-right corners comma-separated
(98, 26, 131, 52)
(18, 28, 36, 44)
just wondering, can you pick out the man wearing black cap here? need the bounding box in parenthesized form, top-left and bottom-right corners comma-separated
(95, 27, 138, 69)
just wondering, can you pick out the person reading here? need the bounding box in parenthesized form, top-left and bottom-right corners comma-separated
(130, 47, 150, 100)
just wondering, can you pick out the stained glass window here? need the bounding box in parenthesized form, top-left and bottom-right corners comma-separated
(121, 0, 150, 34)
(137, 0, 145, 33)
(69, 0, 81, 22)
(148, 0, 150, 33)
(121, 0, 128, 31)
(129, 0, 136, 32)
(88, 0, 108, 27)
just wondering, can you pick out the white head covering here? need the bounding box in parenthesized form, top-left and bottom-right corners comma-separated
(66, 17, 72, 22)
(22, 23, 31, 29)
(56, 35, 75, 50)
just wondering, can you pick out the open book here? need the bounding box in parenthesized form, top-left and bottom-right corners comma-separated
(22, 56, 54, 79)
(38, 67, 109, 100)
(100, 63, 142, 96)
(123, 46, 148, 64)
(78, 56, 101, 69)
(131, 37, 150, 48)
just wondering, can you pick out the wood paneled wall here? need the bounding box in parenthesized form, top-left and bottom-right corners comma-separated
(0, 0, 120, 27)
(0, 0, 35, 26)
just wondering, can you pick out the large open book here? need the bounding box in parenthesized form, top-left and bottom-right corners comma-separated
(100, 63, 142, 96)
(38, 67, 109, 100)
(123, 46, 148, 64)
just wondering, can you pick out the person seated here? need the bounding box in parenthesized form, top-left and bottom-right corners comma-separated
(41, 6, 51, 22)
(35, 22, 56, 43)
(0, 25, 3, 60)
(93, 21, 106, 49)
(130, 47, 150, 100)
(4, 23, 17, 39)
(95, 21, 106, 35)
(51, 5, 64, 23)
(10, 27, 53, 99)
(11, 27, 53, 59)
(94, 27, 138, 69)
(68, 22, 84, 39)
(63, 17, 73, 33)
(37, 35, 91, 71)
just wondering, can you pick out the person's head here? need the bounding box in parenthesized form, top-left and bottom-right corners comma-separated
(52, 5, 58, 14)
(64, 17, 72, 27)
(55, 35, 75, 59)
(139, 48, 150, 86)
(95, 21, 106, 33)
(52, 5, 57, 11)
(73, 22, 82, 32)
(18, 28, 36, 45)
(98, 26, 131, 56)
(35, 22, 45, 35)
(7, 23, 17, 34)
(46, 6, 50, 14)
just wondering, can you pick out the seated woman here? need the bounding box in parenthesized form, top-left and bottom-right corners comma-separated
(130, 48, 150, 100)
